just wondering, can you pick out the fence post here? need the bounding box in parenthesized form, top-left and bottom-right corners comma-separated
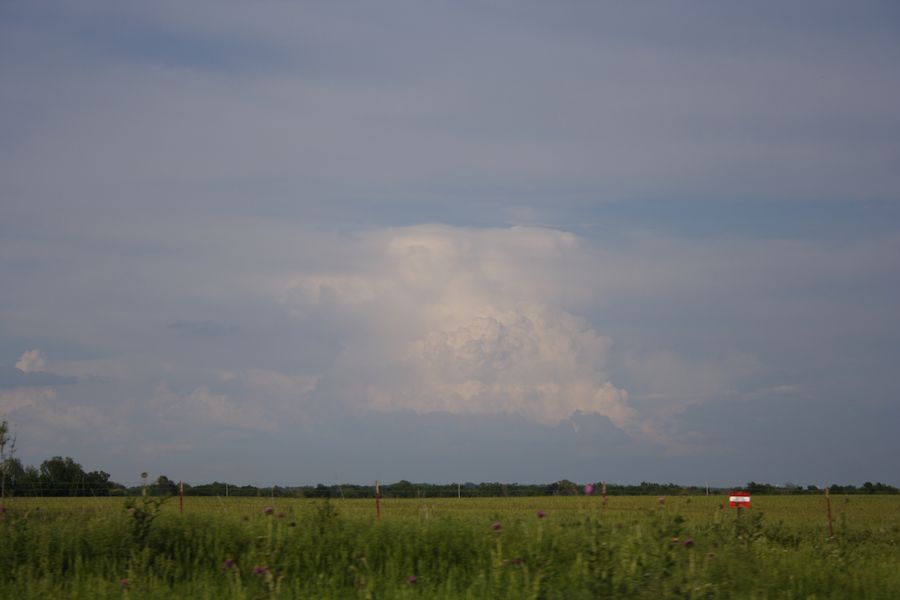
(375, 480, 381, 521)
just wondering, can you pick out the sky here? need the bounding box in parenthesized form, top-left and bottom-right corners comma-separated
(1, 0, 899, 488)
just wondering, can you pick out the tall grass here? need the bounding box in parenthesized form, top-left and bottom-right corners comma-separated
(1, 495, 898, 598)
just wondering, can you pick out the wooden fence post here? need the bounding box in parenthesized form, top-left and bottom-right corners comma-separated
(375, 480, 381, 521)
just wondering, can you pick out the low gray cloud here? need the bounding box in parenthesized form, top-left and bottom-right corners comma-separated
(167, 320, 239, 338)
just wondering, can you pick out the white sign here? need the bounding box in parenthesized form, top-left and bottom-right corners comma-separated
(729, 492, 751, 507)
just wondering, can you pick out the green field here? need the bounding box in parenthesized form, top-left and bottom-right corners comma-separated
(1, 495, 898, 598)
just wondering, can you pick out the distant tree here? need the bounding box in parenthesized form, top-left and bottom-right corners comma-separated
(388, 480, 416, 498)
(2, 457, 25, 482)
(547, 480, 580, 496)
(746, 481, 775, 494)
(861, 481, 898, 494)
(153, 475, 178, 496)
(83, 470, 112, 496)
(40, 456, 87, 496)
(308, 483, 332, 498)
(0, 420, 14, 500)
(828, 484, 857, 494)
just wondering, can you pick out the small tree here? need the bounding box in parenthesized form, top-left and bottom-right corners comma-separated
(153, 475, 178, 496)
(0, 419, 16, 502)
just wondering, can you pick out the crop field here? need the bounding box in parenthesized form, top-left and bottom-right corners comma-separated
(1, 494, 899, 598)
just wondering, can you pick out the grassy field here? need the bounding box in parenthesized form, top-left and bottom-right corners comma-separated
(1, 494, 898, 598)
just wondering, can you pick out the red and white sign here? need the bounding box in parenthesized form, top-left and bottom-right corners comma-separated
(729, 491, 751, 508)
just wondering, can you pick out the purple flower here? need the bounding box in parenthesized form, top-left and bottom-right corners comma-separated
(408, 575, 418, 584)
(223, 558, 235, 570)
(252, 566, 268, 576)
(584, 484, 594, 496)
(491, 521, 502, 531)
(537, 510, 546, 519)
(263, 506, 274, 515)
(683, 538, 694, 548)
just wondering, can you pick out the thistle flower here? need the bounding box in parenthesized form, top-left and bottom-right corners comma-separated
(408, 575, 418, 584)
(491, 521, 502, 531)
(537, 510, 546, 519)
(683, 538, 695, 548)
(223, 558, 235, 570)
(263, 506, 274, 515)
(584, 483, 594, 495)
(252, 566, 268, 576)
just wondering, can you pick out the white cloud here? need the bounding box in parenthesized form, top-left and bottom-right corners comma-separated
(150, 369, 319, 432)
(153, 383, 277, 432)
(227, 369, 319, 401)
(50, 355, 136, 380)
(15, 349, 46, 373)
(0, 387, 56, 414)
(34, 403, 115, 432)
(0, 386, 126, 447)
(282, 225, 636, 428)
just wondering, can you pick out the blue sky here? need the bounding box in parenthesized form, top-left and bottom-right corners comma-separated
(1, 1, 899, 487)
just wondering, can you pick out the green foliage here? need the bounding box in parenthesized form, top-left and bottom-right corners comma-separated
(123, 495, 170, 545)
(0, 495, 898, 598)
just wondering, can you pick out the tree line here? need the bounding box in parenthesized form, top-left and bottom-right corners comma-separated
(1, 461, 896, 499)
(0, 424, 895, 498)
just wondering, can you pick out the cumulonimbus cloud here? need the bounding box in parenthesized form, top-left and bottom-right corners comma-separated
(280, 225, 636, 429)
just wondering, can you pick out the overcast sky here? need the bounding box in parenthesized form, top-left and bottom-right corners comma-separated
(2, 1, 899, 487)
